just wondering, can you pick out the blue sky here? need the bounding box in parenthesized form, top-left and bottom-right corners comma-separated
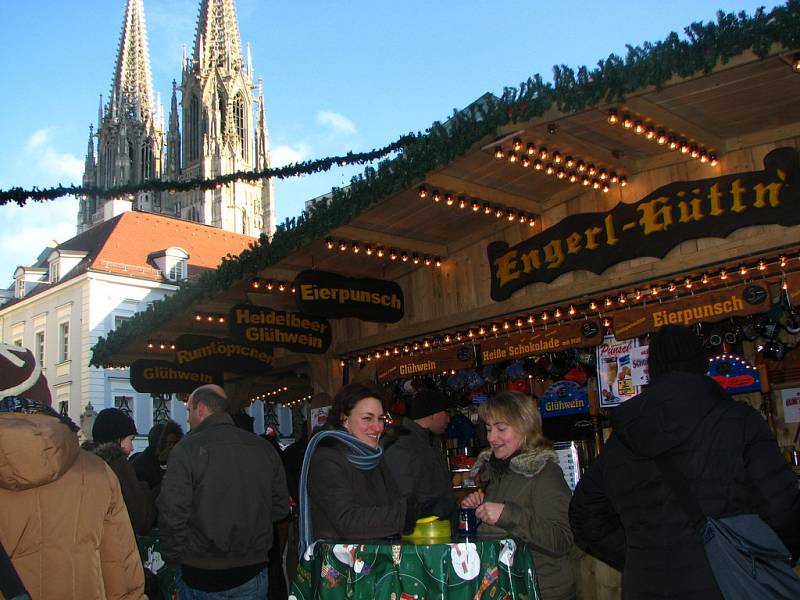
(0, 0, 781, 282)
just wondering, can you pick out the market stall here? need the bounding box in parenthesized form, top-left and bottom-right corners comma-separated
(91, 9, 800, 598)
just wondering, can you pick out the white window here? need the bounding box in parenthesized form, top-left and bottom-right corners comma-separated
(14, 278, 24, 299)
(49, 261, 60, 283)
(114, 395, 134, 418)
(114, 315, 130, 330)
(34, 331, 45, 365)
(59, 322, 69, 363)
(12, 338, 22, 347)
(168, 259, 187, 281)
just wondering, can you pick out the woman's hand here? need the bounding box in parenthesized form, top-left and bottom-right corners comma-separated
(475, 501, 505, 525)
(460, 490, 484, 508)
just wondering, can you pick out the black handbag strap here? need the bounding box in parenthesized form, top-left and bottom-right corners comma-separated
(0, 541, 31, 600)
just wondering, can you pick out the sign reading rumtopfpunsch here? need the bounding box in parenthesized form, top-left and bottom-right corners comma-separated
(488, 147, 800, 301)
(174, 334, 274, 374)
(294, 269, 404, 323)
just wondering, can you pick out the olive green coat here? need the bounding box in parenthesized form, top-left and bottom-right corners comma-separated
(471, 447, 575, 600)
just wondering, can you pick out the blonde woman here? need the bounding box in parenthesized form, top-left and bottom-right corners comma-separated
(462, 391, 575, 600)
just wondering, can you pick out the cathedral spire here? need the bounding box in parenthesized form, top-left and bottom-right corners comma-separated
(110, 0, 155, 123)
(192, 0, 243, 72)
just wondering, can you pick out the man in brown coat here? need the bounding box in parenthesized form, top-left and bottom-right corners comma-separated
(0, 343, 146, 600)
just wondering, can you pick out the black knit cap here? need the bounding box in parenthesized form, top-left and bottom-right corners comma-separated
(648, 325, 709, 382)
(406, 389, 452, 420)
(92, 408, 137, 444)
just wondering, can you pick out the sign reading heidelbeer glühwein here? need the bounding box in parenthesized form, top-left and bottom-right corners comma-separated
(377, 345, 477, 382)
(174, 334, 274, 374)
(488, 147, 800, 301)
(294, 269, 404, 323)
(130, 359, 222, 393)
(613, 281, 769, 340)
(480, 319, 603, 365)
(228, 304, 332, 354)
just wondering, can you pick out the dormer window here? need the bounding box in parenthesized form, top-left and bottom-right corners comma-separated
(14, 277, 25, 299)
(49, 260, 60, 283)
(168, 259, 187, 281)
(149, 246, 189, 282)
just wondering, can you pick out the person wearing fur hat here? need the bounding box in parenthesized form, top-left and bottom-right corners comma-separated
(0, 343, 146, 600)
(382, 388, 456, 519)
(86, 407, 155, 535)
(569, 325, 800, 599)
(462, 391, 575, 600)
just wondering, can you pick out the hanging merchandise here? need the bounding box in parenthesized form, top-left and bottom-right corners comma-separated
(708, 354, 761, 394)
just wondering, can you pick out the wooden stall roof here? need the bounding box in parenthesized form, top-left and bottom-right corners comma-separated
(91, 8, 800, 369)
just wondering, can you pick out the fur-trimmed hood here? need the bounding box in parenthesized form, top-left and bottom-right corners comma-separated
(471, 446, 558, 480)
(89, 441, 127, 465)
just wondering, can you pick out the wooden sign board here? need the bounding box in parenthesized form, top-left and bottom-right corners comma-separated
(174, 334, 274, 374)
(228, 304, 332, 354)
(376, 345, 477, 382)
(480, 319, 603, 365)
(130, 359, 222, 393)
(613, 282, 770, 340)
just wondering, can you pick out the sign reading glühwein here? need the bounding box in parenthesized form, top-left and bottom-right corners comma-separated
(480, 319, 603, 365)
(613, 281, 769, 340)
(294, 269, 404, 323)
(228, 304, 332, 354)
(377, 345, 477, 382)
(174, 334, 274, 374)
(130, 359, 222, 393)
(488, 147, 800, 301)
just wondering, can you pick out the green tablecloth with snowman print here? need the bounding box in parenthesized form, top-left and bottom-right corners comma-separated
(290, 537, 540, 600)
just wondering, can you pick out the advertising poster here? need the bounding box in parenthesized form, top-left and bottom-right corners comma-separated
(780, 388, 800, 423)
(630, 345, 650, 387)
(597, 335, 643, 407)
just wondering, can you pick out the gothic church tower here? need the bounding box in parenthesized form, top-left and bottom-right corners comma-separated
(172, 0, 275, 236)
(80, 0, 275, 237)
(79, 0, 164, 233)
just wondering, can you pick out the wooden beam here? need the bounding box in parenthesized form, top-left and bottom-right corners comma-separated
(425, 172, 542, 213)
(332, 225, 448, 257)
(622, 96, 726, 152)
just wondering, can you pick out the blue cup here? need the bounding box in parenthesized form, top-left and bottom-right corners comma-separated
(458, 508, 477, 536)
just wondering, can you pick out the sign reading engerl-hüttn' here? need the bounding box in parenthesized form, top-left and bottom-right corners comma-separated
(228, 305, 332, 354)
(488, 147, 800, 301)
(294, 269, 404, 323)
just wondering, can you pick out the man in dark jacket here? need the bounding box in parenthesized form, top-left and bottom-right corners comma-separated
(570, 325, 800, 599)
(158, 384, 289, 599)
(383, 389, 456, 519)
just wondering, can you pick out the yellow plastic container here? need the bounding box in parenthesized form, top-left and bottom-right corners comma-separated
(401, 517, 452, 541)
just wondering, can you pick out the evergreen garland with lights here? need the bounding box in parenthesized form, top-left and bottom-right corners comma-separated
(91, 3, 800, 367)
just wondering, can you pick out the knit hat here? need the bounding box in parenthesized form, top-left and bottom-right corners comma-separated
(92, 408, 137, 444)
(647, 325, 708, 382)
(0, 343, 51, 406)
(406, 389, 451, 420)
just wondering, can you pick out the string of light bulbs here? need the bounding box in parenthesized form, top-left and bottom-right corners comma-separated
(324, 237, 443, 267)
(339, 250, 800, 366)
(492, 137, 627, 193)
(416, 185, 537, 227)
(606, 109, 719, 166)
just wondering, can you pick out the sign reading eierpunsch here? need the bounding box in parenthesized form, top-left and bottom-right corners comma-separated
(480, 319, 602, 365)
(130, 359, 222, 393)
(294, 269, 404, 323)
(613, 282, 769, 340)
(488, 147, 800, 301)
(377, 345, 477, 382)
(228, 304, 332, 354)
(174, 334, 274, 374)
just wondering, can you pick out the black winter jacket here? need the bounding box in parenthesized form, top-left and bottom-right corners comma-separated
(382, 418, 455, 518)
(307, 439, 412, 541)
(157, 412, 289, 569)
(569, 372, 800, 599)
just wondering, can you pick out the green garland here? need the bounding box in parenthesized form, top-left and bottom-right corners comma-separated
(0, 136, 415, 207)
(91, 2, 800, 367)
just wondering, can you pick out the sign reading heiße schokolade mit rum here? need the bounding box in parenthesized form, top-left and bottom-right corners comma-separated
(228, 304, 332, 354)
(488, 147, 800, 301)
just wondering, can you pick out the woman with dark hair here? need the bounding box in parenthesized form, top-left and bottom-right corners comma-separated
(462, 391, 575, 600)
(298, 382, 418, 554)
